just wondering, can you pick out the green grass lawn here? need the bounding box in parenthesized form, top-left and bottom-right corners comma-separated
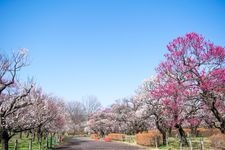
(116, 136, 212, 150)
(0, 134, 60, 150)
(157, 137, 211, 150)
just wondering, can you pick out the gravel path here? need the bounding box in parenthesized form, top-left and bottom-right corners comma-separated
(54, 137, 146, 150)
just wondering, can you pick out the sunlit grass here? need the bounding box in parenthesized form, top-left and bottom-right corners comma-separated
(114, 135, 212, 150)
(0, 134, 59, 150)
(158, 137, 211, 150)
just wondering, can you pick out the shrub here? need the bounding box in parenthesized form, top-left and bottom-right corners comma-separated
(135, 130, 162, 146)
(104, 137, 111, 142)
(170, 128, 220, 137)
(170, 128, 191, 137)
(90, 134, 98, 139)
(197, 128, 220, 137)
(183, 128, 191, 134)
(107, 133, 126, 141)
(209, 133, 225, 149)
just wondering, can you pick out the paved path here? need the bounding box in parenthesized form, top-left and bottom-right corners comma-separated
(54, 137, 146, 150)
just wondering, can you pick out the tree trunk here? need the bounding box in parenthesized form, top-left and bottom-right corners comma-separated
(168, 126, 172, 137)
(1, 130, 9, 150)
(37, 127, 42, 143)
(99, 130, 104, 138)
(175, 124, 188, 146)
(191, 126, 198, 137)
(26, 131, 30, 138)
(155, 117, 167, 145)
(156, 125, 167, 145)
(205, 92, 225, 134)
(46, 136, 49, 149)
(19, 132, 22, 139)
(162, 132, 167, 145)
(33, 132, 36, 141)
(211, 106, 225, 134)
(2, 138, 9, 150)
(50, 133, 53, 148)
(220, 122, 225, 134)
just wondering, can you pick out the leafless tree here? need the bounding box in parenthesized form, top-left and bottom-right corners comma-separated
(66, 101, 86, 134)
(82, 95, 102, 118)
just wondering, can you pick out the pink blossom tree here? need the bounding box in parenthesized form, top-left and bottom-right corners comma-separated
(151, 33, 225, 145)
(158, 32, 225, 134)
(151, 75, 202, 145)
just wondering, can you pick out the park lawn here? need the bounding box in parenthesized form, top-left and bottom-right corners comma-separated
(158, 137, 211, 150)
(122, 135, 212, 150)
(0, 134, 59, 150)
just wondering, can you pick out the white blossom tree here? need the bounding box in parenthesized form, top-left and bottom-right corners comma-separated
(135, 77, 171, 145)
(111, 97, 149, 135)
(87, 108, 115, 137)
(0, 49, 34, 150)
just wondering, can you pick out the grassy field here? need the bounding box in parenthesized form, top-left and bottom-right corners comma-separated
(119, 135, 212, 150)
(0, 134, 59, 150)
(158, 137, 211, 150)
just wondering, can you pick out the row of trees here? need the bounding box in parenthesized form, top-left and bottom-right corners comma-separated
(0, 50, 66, 150)
(87, 33, 225, 146)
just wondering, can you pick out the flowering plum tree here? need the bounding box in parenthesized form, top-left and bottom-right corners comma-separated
(153, 33, 225, 144)
(164, 33, 225, 132)
(135, 77, 171, 145)
(0, 50, 34, 150)
(29, 87, 66, 142)
(152, 33, 210, 145)
(151, 75, 202, 145)
(87, 108, 115, 137)
(111, 98, 149, 135)
(0, 50, 66, 150)
(41, 96, 66, 138)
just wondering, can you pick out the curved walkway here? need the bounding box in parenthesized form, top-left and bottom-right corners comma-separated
(54, 137, 146, 150)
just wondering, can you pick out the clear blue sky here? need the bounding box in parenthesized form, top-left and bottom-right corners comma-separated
(0, 0, 225, 106)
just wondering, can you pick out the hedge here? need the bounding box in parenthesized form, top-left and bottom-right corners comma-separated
(107, 133, 126, 141)
(135, 130, 162, 146)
